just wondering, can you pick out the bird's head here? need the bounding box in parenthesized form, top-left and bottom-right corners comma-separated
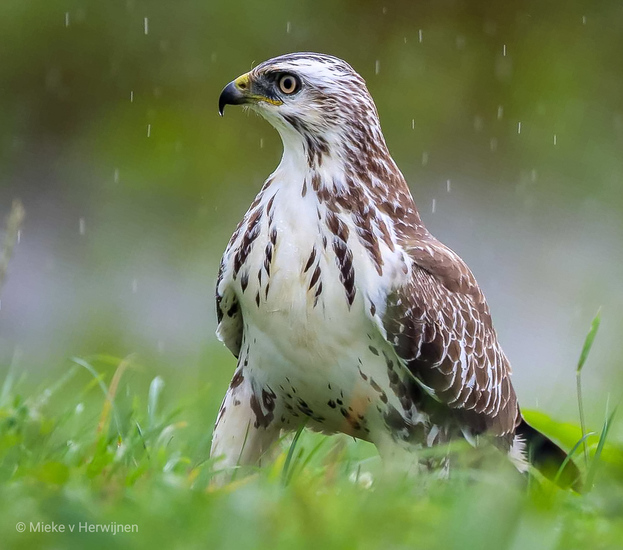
(219, 53, 387, 165)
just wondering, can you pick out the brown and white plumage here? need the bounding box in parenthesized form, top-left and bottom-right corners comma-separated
(211, 53, 578, 487)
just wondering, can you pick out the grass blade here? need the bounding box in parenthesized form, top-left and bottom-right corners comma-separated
(553, 431, 595, 489)
(585, 406, 618, 490)
(148, 376, 165, 429)
(0, 349, 22, 407)
(576, 309, 602, 467)
(577, 309, 601, 374)
(282, 422, 306, 485)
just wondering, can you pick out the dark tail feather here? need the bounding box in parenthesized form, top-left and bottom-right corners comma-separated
(516, 419, 583, 492)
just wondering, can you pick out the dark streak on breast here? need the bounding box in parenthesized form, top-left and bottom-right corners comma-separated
(250, 393, 274, 429)
(332, 239, 356, 306)
(303, 248, 316, 273)
(309, 265, 321, 290)
(264, 242, 273, 276)
(230, 369, 244, 389)
(326, 211, 356, 306)
(233, 208, 262, 277)
(240, 272, 249, 293)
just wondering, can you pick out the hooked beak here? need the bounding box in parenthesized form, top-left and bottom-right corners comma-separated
(218, 74, 251, 116)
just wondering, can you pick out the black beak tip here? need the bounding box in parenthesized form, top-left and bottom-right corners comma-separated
(218, 81, 247, 118)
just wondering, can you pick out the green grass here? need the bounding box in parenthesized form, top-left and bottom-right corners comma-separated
(0, 349, 622, 550)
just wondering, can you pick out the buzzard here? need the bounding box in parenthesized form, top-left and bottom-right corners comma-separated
(211, 52, 579, 488)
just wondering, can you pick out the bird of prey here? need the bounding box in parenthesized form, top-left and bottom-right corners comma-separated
(211, 52, 579, 487)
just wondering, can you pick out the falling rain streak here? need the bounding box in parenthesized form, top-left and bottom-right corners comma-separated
(144, 18, 149, 35)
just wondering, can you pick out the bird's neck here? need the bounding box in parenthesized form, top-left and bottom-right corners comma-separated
(273, 124, 425, 233)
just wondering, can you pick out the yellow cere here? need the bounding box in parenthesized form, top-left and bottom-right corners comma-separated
(235, 73, 283, 106)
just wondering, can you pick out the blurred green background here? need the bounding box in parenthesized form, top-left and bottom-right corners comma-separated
(1, 0, 622, 430)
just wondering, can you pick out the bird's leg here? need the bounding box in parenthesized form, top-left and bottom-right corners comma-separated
(210, 368, 281, 484)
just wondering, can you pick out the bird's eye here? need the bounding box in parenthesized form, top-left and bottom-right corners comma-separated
(278, 74, 299, 95)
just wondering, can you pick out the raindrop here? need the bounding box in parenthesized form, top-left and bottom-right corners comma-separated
(65, 12, 70, 27)
(531, 169, 537, 182)
(490, 138, 498, 151)
(582, 15, 587, 25)
(503, 44, 507, 56)
(403, 37, 407, 44)
(286, 21, 291, 33)
(132, 279, 138, 294)
(157, 340, 165, 354)
(473, 115, 483, 132)
(497, 105, 503, 120)
(446, 179, 451, 193)
(130, 90, 134, 103)
(260, 138, 264, 149)
(431, 198, 437, 213)
(422, 152, 429, 166)
(553, 134, 557, 145)
(79, 217, 86, 235)
(418, 29, 423, 43)
(114, 169, 120, 183)
(517, 122, 521, 134)
(411, 119, 415, 130)
(147, 124, 151, 137)
(375, 60, 380, 75)
(456, 35, 466, 50)
(144, 17, 149, 35)
(382, 7, 387, 15)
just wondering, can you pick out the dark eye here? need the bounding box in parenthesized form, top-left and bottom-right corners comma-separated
(278, 74, 299, 95)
